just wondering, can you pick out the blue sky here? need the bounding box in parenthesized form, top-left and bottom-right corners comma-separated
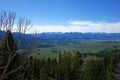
(0, 0, 120, 33)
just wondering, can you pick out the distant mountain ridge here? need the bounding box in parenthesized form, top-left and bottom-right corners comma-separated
(1, 30, 120, 40)
(37, 32, 120, 40)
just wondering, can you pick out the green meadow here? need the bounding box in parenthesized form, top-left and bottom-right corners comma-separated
(33, 39, 120, 59)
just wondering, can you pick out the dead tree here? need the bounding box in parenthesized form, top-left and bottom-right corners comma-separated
(0, 10, 36, 80)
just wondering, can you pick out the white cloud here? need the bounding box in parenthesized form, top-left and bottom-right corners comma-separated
(26, 21, 120, 33)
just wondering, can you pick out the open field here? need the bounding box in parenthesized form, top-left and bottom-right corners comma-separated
(33, 39, 120, 59)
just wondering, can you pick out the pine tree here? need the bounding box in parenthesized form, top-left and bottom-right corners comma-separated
(59, 51, 62, 64)
(63, 52, 72, 80)
(39, 67, 49, 80)
(72, 51, 83, 79)
(83, 60, 106, 80)
(46, 57, 52, 78)
(106, 56, 115, 80)
(2, 30, 18, 56)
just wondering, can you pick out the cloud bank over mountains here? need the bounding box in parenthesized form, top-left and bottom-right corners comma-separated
(27, 21, 120, 33)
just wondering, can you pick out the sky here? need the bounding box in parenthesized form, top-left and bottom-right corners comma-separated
(0, 0, 120, 33)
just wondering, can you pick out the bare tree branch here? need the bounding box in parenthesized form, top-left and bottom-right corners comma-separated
(0, 11, 16, 31)
(0, 53, 17, 80)
(0, 10, 36, 80)
(17, 17, 32, 48)
(0, 53, 30, 80)
(0, 66, 5, 70)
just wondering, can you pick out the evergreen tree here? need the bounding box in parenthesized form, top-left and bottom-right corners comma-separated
(63, 52, 72, 80)
(46, 57, 52, 78)
(83, 60, 106, 80)
(2, 30, 17, 55)
(106, 56, 115, 80)
(59, 51, 62, 64)
(72, 51, 83, 80)
(39, 68, 48, 80)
